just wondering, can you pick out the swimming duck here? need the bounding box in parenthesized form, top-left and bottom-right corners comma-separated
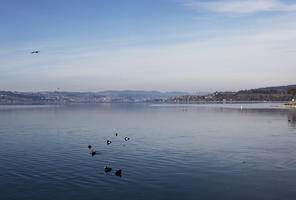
(124, 137, 130, 141)
(104, 166, 112, 173)
(88, 145, 92, 149)
(91, 151, 97, 156)
(115, 169, 122, 177)
(107, 140, 112, 145)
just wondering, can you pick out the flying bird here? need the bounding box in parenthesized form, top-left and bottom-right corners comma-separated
(31, 51, 40, 54)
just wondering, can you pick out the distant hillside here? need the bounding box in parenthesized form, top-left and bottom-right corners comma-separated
(0, 90, 190, 104)
(162, 84, 296, 103)
(1, 85, 295, 105)
(238, 85, 296, 94)
(95, 90, 189, 99)
(233, 85, 296, 101)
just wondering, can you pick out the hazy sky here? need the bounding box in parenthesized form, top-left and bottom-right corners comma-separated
(1, 0, 296, 92)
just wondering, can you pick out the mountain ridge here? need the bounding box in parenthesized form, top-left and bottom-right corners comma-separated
(1, 85, 295, 105)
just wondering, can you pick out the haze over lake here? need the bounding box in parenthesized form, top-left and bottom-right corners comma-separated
(1, 103, 296, 200)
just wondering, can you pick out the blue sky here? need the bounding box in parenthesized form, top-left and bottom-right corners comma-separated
(0, 0, 296, 92)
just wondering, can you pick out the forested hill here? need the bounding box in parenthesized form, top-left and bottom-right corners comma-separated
(238, 85, 296, 94)
(162, 85, 296, 103)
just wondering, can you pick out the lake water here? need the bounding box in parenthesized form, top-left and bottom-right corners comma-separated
(0, 103, 296, 200)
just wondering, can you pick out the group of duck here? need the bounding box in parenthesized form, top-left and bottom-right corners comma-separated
(88, 132, 130, 177)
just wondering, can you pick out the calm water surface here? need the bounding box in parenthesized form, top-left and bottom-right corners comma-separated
(0, 103, 296, 200)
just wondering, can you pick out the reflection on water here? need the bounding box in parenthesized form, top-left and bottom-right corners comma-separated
(0, 103, 296, 200)
(288, 110, 296, 127)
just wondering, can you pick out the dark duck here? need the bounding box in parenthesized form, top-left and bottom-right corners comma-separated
(115, 169, 122, 177)
(91, 151, 97, 156)
(104, 166, 112, 173)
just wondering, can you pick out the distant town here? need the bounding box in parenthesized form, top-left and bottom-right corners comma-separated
(160, 85, 296, 104)
(0, 85, 295, 105)
(0, 90, 189, 105)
